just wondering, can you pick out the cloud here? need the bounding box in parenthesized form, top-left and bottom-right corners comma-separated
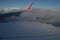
(0, 8, 22, 13)
(0, 8, 60, 27)
(29, 8, 60, 27)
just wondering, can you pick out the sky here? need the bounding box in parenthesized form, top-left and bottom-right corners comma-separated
(0, 0, 60, 9)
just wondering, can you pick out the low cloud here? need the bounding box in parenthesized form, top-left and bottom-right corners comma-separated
(0, 8, 60, 27)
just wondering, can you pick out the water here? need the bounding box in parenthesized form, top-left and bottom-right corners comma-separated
(0, 21, 60, 40)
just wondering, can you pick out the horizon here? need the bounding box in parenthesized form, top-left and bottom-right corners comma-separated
(0, 0, 60, 10)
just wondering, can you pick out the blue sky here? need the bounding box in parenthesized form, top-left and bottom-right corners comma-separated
(0, 0, 60, 9)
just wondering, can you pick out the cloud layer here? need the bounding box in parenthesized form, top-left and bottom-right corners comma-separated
(0, 8, 60, 27)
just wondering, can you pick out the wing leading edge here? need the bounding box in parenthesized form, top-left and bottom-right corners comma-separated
(0, 3, 33, 20)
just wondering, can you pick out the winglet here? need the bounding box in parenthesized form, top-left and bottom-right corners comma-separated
(26, 3, 33, 11)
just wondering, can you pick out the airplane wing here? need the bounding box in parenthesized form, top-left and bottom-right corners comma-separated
(0, 3, 33, 19)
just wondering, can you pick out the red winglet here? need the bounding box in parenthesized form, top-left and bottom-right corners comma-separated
(26, 3, 33, 11)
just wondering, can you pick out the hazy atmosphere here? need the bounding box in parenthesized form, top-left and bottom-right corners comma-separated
(0, 0, 60, 40)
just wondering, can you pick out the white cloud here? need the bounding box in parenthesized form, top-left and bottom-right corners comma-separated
(0, 8, 60, 27)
